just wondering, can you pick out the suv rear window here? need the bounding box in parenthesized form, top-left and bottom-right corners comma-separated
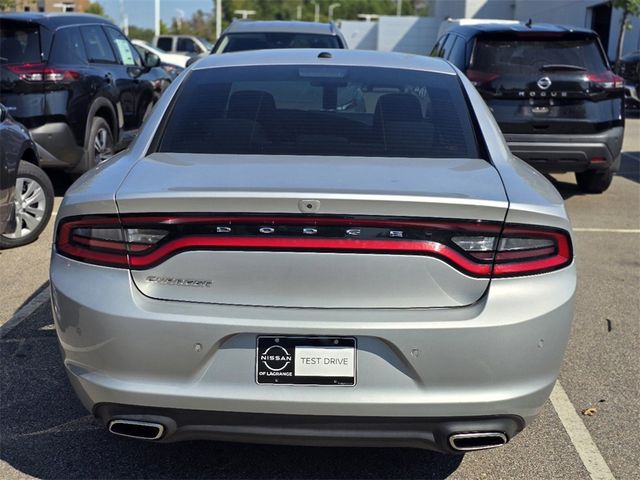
(472, 36, 608, 75)
(215, 33, 341, 53)
(157, 65, 479, 159)
(0, 23, 41, 65)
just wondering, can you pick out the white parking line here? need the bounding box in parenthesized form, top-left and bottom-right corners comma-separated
(573, 228, 640, 233)
(0, 287, 50, 339)
(550, 382, 615, 480)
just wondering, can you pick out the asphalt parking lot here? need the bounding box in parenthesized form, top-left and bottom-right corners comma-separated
(0, 119, 638, 479)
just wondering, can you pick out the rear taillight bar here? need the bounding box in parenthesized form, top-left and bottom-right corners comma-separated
(7, 63, 80, 83)
(55, 214, 573, 277)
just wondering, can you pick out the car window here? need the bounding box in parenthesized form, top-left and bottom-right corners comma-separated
(440, 34, 457, 60)
(156, 37, 172, 51)
(80, 25, 117, 64)
(104, 27, 142, 66)
(157, 65, 479, 159)
(215, 33, 341, 54)
(177, 37, 197, 53)
(448, 36, 466, 67)
(50, 27, 87, 64)
(0, 22, 41, 65)
(471, 37, 608, 75)
(429, 37, 444, 57)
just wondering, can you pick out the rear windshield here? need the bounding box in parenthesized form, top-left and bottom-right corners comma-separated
(215, 33, 341, 53)
(157, 65, 479, 158)
(471, 36, 608, 75)
(0, 22, 41, 65)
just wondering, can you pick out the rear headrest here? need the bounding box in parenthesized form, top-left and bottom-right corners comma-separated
(373, 93, 423, 128)
(227, 90, 276, 121)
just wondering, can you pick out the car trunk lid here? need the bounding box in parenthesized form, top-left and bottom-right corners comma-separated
(115, 153, 509, 308)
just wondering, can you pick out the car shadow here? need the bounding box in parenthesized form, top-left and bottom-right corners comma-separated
(0, 299, 464, 480)
(545, 175, 583, 201)
(45, 169, 75, 197)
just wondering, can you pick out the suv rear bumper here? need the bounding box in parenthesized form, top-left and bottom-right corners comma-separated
(94, 403, 525, 453)
(504, 126, 624, 173)
(30, 122, 84, 169)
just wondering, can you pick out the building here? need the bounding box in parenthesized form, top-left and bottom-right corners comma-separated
(340, 0, 640, 59)
(11, 0, 88, 13)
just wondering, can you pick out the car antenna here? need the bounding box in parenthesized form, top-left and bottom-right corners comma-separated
(526, 18, 533, 28)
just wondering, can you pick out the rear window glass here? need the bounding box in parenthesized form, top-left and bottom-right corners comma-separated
(156, 37, 173, 51)
(50, 27, 87, 64)
(471, 37, 608, 75)
(0, 23, 41, 65)
(216, 33, 341, 53)
(157, 65, 479, 159)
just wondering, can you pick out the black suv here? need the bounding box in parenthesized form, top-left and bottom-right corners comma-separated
(431, 22, 625, 193)
(0, 13, 160, 173)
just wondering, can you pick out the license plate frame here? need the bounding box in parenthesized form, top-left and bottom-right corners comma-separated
(256, 336, 356, 386)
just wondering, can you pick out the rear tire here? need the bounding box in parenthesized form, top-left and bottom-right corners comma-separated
(86, 116, 114, 169)
(0, 161, 54, 249)
(575, 167, 613, 194)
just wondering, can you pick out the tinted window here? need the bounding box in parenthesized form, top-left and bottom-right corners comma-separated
(158, 66, 479, 159)
(440, 35, 456, 59)
(80, 26, 116, 63)
(471, 37, 608, 75)
(0, 22, 41, 64)
(156, 37, 173, 51)
(429, 37, 444, 57)
(448, 36, 466, 67)
(216, 33, 341, 53)
(50, 27, 87, 64)
(104, 27, 142, 66)
(177, 37, 197, 53)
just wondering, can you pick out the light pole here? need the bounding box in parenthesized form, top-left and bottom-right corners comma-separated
(328, 3, 340, 21)
(396, 0, 402, 16)
(216, 0, 222, 39)
(312, 2, 319, 23)
(155, 0, 160, 37)
(234, 10, 256, 19)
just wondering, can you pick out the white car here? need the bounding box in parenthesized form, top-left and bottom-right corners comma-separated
(132, 39, 190, 68)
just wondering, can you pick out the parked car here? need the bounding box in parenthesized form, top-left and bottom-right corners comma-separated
(51, 49, 575, 453)
(153, 34, 212, 56)
(0, 103, 53, 248)
(431, 22, 625, 193)
(186, 20, 348, 66)
(616, 51, 640, 109)
(0, 13, 161, 174)
(131, 42, 182, 101)
(131, 39, 189, 69)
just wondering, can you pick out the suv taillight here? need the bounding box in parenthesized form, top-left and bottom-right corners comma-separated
(586, 72, 624, 90)
(7, 63, 80, 83)
(56, 215, 573, 278)
(465, 69, 500, 87)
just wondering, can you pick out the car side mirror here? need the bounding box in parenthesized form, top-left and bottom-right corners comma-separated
(0, 104, 6, 122)
(145, 53, 161, 68)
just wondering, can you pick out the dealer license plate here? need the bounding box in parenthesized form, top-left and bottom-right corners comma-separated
(256, 336, 356, 386)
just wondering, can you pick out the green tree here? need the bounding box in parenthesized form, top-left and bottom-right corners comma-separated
(84, 1, 106, 16)
(0, 0, 16, 12)
(611, 0, 640, 70)
(127, 25, 155, 43)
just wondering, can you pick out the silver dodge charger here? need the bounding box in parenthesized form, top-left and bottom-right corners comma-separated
(50, 49, 576, 453)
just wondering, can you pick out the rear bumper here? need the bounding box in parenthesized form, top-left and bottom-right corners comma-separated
(94, 403, 524, 453)
(504, 126, 624, 173)
(30, 122, 84, 169)
(51, 253, 576, 449)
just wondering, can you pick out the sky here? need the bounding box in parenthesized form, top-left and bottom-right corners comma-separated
(101, 0, 214, 30)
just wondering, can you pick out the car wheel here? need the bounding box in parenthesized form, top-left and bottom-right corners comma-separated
(0, 161, 54, 249)
(88, 116, 114, 167)
(575, 167, 614, 194)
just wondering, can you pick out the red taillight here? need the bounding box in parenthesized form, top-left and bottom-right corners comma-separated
(55, 215, 572, 277)
(585, 72, 624, 90)
(465, 69, 499, 87)
(7, 63, 80, 83)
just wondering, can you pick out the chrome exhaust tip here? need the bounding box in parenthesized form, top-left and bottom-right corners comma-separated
(108, 419, 165, 440)
(449, 432, 508, 451)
